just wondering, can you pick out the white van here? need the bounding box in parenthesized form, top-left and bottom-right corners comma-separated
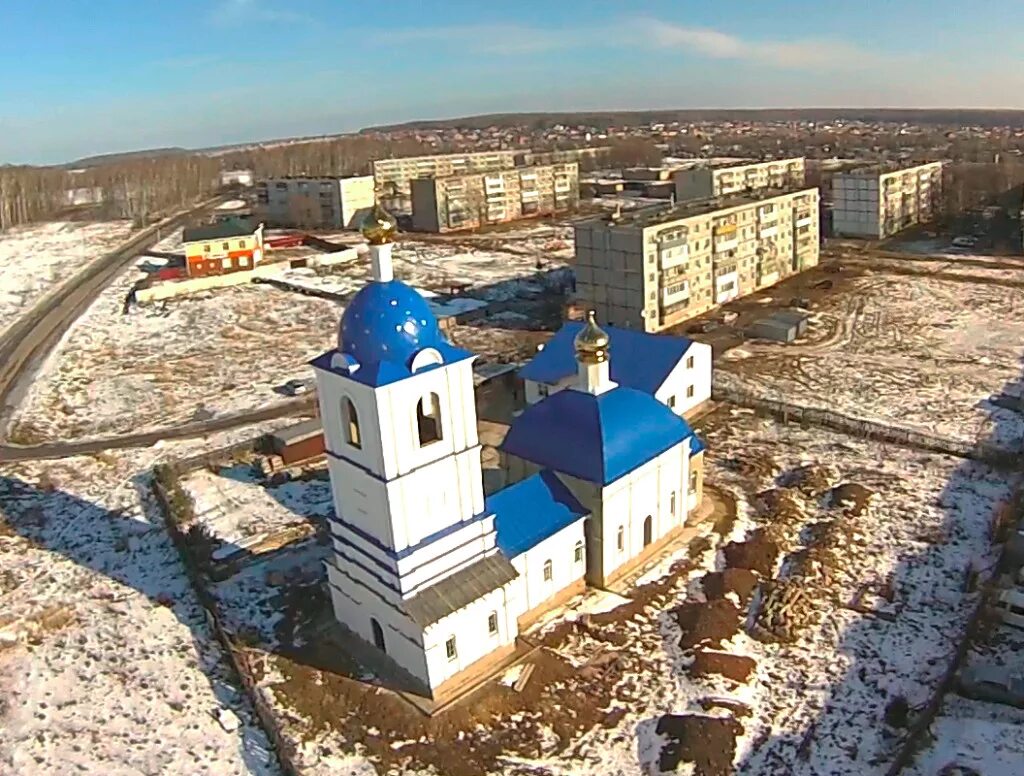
(993, 588, 1024, 629)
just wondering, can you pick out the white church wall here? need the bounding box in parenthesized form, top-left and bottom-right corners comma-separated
(655, 341, 712, 417)
(598, 441, 689, 581)
(511, 518, 587, 614)
(422, 583, 519, 688)
(325, 561, 431, 687)
(524, 375, 575, 405)
(394, 528, 498, 599)
(325, 454, 396, 548)
(377, 360, 480, 480)
(315, 369, 385, 475)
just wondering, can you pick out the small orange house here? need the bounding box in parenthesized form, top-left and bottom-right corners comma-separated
(182, 218, 265, 278)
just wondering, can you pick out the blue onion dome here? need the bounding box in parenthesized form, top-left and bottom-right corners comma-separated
(339, 280, 442, 367)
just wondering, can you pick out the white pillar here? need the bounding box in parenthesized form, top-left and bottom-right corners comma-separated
(577, 360, 615, 395)
(370, 242, 393, 282)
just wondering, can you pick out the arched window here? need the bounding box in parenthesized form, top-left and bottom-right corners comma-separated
(417, 392, 443, 446)
(343, 398, 361, 449)
(543, 559, 553, 582)
(670, 491, 676, 516)
(574, 540, 584, 564)
(370, 617, 386, 653)
(616, 526, 624, 552)
(643, 515, 653, 547)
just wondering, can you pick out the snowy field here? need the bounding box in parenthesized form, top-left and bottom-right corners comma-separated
(194, 408, 1012, 776)
(0, 426, 291, 776)
(718, 269, 1024, 451)
(9, 225, 572, 443)
(0, 220, 133, 335)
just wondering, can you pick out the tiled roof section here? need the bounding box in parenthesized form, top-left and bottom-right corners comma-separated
(501, 386, 695, 485)
(489, 470, 589, 558)
(402, 553, 518, 628)
(518, 322, 695, 394)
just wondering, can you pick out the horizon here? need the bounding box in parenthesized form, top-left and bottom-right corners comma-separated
(4, 0, 1024, 164)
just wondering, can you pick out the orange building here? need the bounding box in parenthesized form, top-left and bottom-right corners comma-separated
(182, 218, 265, 278)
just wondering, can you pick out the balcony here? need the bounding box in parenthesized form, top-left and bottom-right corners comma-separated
(662, 280, 690, 304)
(795, 212, 814, 228)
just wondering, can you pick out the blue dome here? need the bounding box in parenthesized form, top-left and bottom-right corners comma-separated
(339, 280, 442, 367)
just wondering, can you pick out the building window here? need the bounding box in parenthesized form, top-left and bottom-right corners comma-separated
(543, 560, 553, 582)
(686, 355, 694, 369)
(487, 611, 498, 635)
(343, 398, 361, 449)
(617, 526, 624, 551)
(203, 244, 210, 253)
(416, 392, 443, 446)
(689, 470, 698, 493)
(686, 385, 695, 399)
(222, 242, 230, 250)
(371, 618, 386, 652)
(445, 636, 457, 660)
(238, 255, 249, 267)
(221, 257, 232, 269)
(574, 541, 584, 563)
(670, 491, 676, 516)
(643, 515, 653, 546)
(667, 395, 676, 409)
(538, 383, 549, 398)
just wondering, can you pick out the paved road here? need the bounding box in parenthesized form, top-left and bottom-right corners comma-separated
(0, 197, 318, 463)
(0, 396, 316, 462)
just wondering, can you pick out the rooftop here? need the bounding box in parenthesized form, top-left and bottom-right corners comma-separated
(181, 217, 257, 242)
(489, 470, 589, 558)
(833, 160, 944, 177)
(590, 187, 817, 229)
(519, 321, 697, 395)
(705, 155, 803, 170)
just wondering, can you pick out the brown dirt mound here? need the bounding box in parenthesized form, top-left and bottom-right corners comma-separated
(722, 529, 780, 576)
(675, 600, 741, 649)
(778, 463, 836, 497)
(829, 482, 875, 516)
(702, 568, 760, 603)
(656, 713, 743, 775)
(690, 650, 756, 683)
(698, 696, 752, 718)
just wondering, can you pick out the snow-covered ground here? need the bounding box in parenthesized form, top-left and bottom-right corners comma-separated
(10, 226, 571, 443)
(0, 220, 133, 335)
(718, 270, 1024, 451)
(0, 427, 290, 776)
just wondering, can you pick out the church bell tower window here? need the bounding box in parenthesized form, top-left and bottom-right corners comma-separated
(343, 398, 361, 449)
(417, 392, 443, 446)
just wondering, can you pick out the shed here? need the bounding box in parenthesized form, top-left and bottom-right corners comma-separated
(267, 418, 325, 464)
(746, 309, 810, 343)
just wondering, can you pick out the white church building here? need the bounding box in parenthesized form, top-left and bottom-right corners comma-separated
(311, 205, 707, 700)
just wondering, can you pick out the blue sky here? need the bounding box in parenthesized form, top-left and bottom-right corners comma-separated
(2, 0, 1023, 164)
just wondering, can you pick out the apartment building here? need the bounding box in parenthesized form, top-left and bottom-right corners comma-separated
(574, 187, 820, 332)
(675, 158, 806, 201)
(255, 176, 374, 229)
(372, 150, 519, 213)
(831, 161, 943, 238)
(410, 163, 579, 232)
(515, 146, 611, 168)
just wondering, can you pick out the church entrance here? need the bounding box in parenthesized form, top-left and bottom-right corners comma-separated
(643, 516, 653, 547)
(371, 618, 386, 653)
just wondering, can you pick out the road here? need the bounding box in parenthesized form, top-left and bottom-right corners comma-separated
(0, 197, 313, 463)
(0, 396, 316, 462)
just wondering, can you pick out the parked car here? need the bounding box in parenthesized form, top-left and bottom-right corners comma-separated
(992, 587, 1024, 629)
(952, 236, 978, 248)
(957, 664, 1024, 708)
(280, 378, 314, 397)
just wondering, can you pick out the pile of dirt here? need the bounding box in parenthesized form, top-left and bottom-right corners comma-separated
(690, 650, 757, 683)
(733, 453, 779, 484)
(656, 713, 743, 775)
(722, 529, 780, 576)
(675, 600, 742, 649)
(698, 697, 752, 718)
(702, 568, 759, 603)
(778, 463, 837, 498)
(828, 482, 876, 517)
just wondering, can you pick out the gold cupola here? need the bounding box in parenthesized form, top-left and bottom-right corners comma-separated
(361, 202, 397, 245)
(574, 310, 610, 365)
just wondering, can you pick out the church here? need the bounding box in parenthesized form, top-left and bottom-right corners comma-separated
(310, 205, 707, 700)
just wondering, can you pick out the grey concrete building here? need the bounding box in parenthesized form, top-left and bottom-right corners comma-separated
(675, 158, 806, 202)
(372, 151, 520, 213)
(411, 163, 579, 233)
(574, 187, 820, 332)
(831, 161, 943, 238)
(255, 175, 375, 229)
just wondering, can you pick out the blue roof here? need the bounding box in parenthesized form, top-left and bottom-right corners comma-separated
(340, 280, 442, 369)
(310, 340, 473, 387)
(501, 386, 696, 485)
(519, 322, 696, 394)
(489, 470, 589, 558)
(690, 434, 706, 457)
